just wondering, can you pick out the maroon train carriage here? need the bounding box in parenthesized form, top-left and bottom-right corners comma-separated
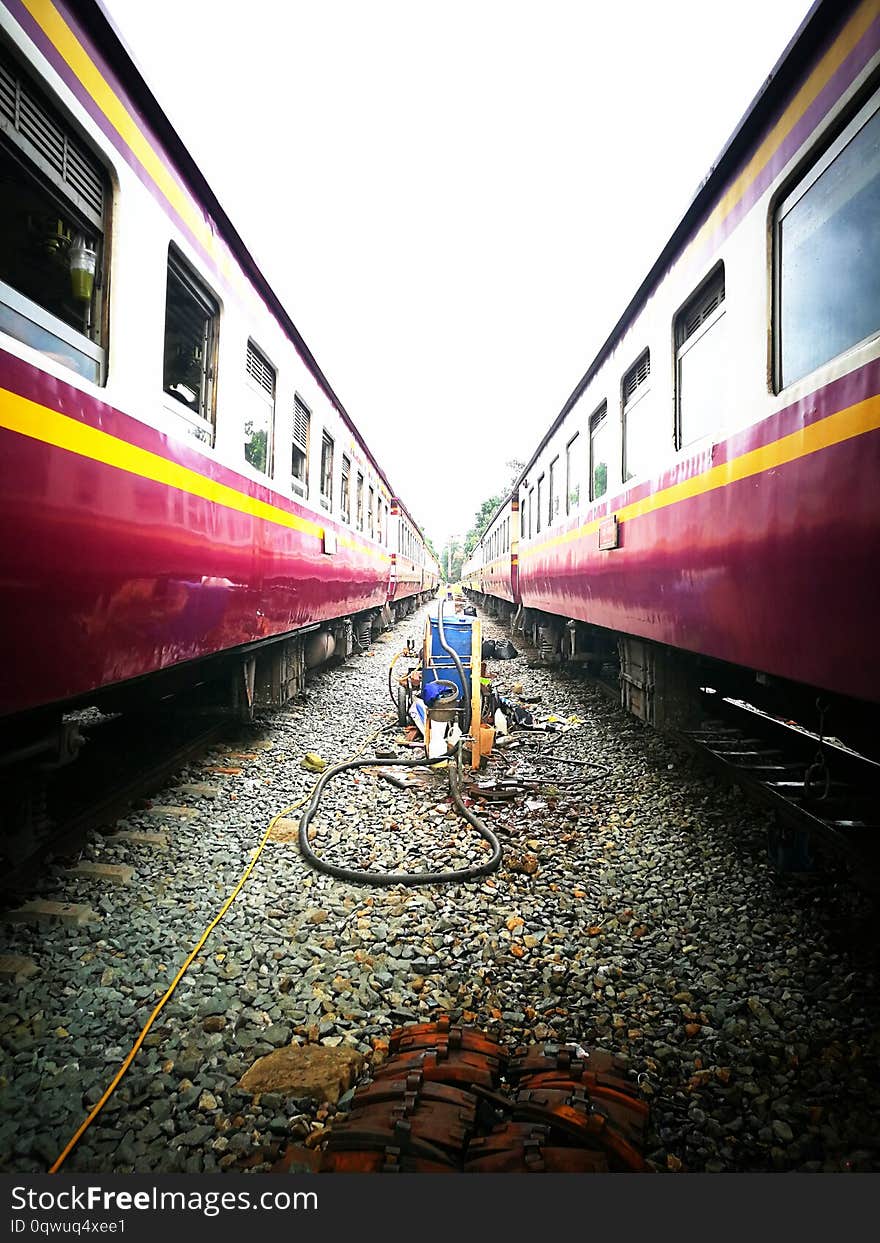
(469, 0, 880, 750)
(389, 497, 439, 619)
(0, 0, 434, 779)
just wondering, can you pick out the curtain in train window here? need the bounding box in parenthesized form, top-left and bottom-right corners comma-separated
(776, 92, 879, 388)
(244, 341, 274, 474)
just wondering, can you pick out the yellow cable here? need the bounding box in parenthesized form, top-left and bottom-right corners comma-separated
(49, 718, 388, 1173)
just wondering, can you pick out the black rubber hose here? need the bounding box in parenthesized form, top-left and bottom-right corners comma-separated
(436, 598, 472, 734)
(298, 742, 502, 887)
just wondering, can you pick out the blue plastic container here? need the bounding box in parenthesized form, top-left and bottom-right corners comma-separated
(423, 615, 473, 703)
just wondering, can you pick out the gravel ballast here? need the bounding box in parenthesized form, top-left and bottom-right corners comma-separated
(1, 603, 878, 1174)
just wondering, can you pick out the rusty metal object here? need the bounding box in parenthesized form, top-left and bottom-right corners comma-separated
(465, 1123, 610, 1174)
(321, 1150, 455, 1174)
(319, 1022, 650, 1174)
(389, 1016, 507, 1064)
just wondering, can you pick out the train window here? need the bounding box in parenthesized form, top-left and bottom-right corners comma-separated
(566, 432, 582, 513)
(244, 341, 274, 474)
(775, 90, 880, 389)
(368, 484, 375, 537)
(320, 431, 334, 508)
(0, 44, 108, 383)
(548, 457, 559, 525)
(356, 472, 364, 530)
(589, 402, 609, 500)
(536, 475, 544, 534)
(528, 487, 535, 538)
(622, 350, 658, 481)
(675, 265, 726, 448)
(163, 247, 219, 442)
(291, 394, 310, 496)
(341, 455, 351, 523)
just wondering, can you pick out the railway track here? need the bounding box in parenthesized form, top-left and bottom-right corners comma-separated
(1, 707, 231, 894)
(510, 614, 880, 887)
(681, 696, 880, 888)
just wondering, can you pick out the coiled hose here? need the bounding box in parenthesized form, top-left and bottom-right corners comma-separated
(298, 740, 502, 887)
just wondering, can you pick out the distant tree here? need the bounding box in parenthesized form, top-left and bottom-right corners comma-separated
(441, 537, 464, 582)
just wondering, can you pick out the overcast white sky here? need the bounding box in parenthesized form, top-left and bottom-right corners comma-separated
(107, 0, 810, 550)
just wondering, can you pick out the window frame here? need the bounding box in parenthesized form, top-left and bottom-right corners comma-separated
(0, 42, 110, 384)
(163, 244, 220, 443)
(536, 474, 544, 534)
(674, 263, 726, 451)
(243, 339, 275, 476)
(291, 394, 311, 497)
(772, 87, 880, 393)
(589, 401, 609, 502)
(565, 431, 580, 515)
(621, 349, 651, 483)
(340, 454, 351, 523)
(320, 430, 334, 509)
(548, 456, 559, 526)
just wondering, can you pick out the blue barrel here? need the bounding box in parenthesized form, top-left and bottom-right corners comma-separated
(423, 615, 473, 703)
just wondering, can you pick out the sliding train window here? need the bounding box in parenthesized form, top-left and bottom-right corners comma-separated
(163, 247, 219, 442)
(368, 484, 375, 537)
(589, 402, 609, 500)
(566, 431, 582, 513)
(341, 455, 351, 523)
(0, 42, 108, 383)
(528, 487, 535, 538)
(356, 472, 364, 529)
(548, 457, 560, 525)
(320, 431, 334, 509)
(622, 350, 656, 481)
(675, 264, 726, 449)
(291, 394, 310, 496)
(774, 88, 880, 389)
(535, 475, 544, 534)
(244, 341, 274, 473)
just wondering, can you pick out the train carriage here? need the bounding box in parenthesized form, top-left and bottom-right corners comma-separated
(388, 497, 437, 618)
(478, 0, 880, 741)
(466, 495, 518, 612)
(0, 0, 430, 761)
